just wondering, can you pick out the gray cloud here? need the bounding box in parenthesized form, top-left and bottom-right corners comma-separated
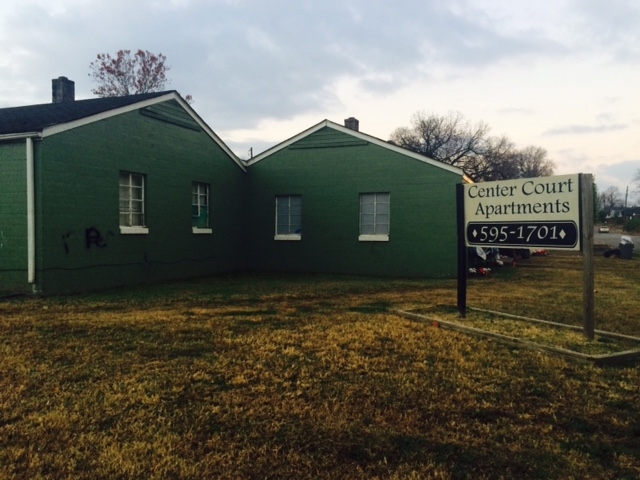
(496, 107, 536, 115)
(592, 159, 640, 200)
(2, 0, 639, 177)
(571, 0, 640, 62)
(544, 124, 628, 136)
(0, 0, 583, 130)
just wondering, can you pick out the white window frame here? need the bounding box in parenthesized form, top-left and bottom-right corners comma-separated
(119, 171, 149, 235)
(192, 182, 212, 234)
(275, 195, 302, 241)
(359, 192, 390, 242)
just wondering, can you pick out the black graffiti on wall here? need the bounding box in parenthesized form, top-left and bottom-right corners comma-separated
(61, 231, 73, 254)
(61, 227, 114, 254)
(85, 227, 111, 249)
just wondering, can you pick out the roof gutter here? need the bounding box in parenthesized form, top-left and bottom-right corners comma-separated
(3, 133, 43, 288)
(0, 132, 41, 142)
(26, 136, 36, 286)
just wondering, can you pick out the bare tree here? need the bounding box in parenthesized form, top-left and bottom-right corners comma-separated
(389, 111, 554, 181)
(474, 135, 518, 181)
(631, 169, 640, 202)
(389, 111, 489, 171)
(597, 186, 624, 215)
(511, 146, 556, 178)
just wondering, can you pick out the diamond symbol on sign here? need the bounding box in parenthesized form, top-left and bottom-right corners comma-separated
(560, 229, 566, 239)
(472, 229, 478, 238)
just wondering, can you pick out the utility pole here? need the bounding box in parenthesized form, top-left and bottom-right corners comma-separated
(624, 185, 629, 230)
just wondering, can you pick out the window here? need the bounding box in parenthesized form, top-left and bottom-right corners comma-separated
(359, 192, 390, 241)
(275, 195, 302, 240)
(119, 171, 148, 234)
(192, 182, 211, 233)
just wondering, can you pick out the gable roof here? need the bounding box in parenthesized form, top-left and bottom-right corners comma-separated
(245, 119, 467, 178)
(0, 91, 169, 135)
(0, 91, 244, 170)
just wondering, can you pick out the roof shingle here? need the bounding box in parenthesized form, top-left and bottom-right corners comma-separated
(0, 91, 173, 135)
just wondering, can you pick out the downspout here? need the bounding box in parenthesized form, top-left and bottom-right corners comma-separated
(26, 137, 36, 286)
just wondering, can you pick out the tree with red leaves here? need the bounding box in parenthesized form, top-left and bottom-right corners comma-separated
(89, 49, 188, 99)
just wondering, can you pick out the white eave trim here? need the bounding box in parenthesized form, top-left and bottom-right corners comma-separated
(41, 92, 246, 172)
(0, 132, 41, 141)
(245, 121, 329, 167)
(172, 95, 246, 172)
(245, 119, 465, 177)
(42, 93, 179, 138)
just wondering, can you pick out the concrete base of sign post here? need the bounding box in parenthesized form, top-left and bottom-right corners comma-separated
(396, 307, 640, 366)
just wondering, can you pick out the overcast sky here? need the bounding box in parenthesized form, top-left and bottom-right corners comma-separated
(1, 0, 639, 200)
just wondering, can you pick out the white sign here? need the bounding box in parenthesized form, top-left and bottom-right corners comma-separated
(463, 174, 581, 250)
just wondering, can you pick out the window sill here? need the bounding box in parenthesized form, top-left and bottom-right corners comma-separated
(193, 227, 213, 234)
(275, 234, 302, 241)
(120, 226, 149, 235)
(359, 234, 389, 242)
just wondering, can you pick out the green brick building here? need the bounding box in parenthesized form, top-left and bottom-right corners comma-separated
(0, 78, 466, 294)
(245, 119, 464, 278)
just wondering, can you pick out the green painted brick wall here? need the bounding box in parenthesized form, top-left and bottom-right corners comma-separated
(33, 101, 247, 293)
(0, 141, 28, 292)
(2, 113, 463, 293)
(245, 127, 461, 278)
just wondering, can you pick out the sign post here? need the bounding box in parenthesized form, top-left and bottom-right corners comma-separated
(456, 184, 467, 317)
(458, 173, 595, 339)
(581, 174, 594, 339)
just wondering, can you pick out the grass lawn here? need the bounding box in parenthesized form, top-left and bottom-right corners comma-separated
(1, 251, 640, 479)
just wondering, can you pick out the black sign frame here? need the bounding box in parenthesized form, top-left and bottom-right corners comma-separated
(466, 220, 579, 249)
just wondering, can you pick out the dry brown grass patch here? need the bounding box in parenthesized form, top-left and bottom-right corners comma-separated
(1, 262, 640, 479)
